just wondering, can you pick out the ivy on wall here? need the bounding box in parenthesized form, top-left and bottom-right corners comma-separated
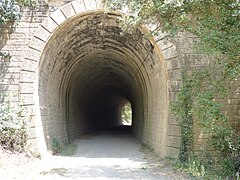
(171, 67, 240, 177)
(0, 0, 36, 152)
(0, 0, 36, 25)
(0, 0, 36, 56)
(0, 0, 20, 24)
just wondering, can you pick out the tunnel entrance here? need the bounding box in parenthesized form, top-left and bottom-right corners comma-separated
(36, 10, 168, 156)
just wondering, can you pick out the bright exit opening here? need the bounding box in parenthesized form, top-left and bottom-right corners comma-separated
(121, 102, 132, 126)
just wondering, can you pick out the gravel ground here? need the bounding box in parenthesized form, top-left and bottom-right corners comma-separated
(0, 131, 189, 180)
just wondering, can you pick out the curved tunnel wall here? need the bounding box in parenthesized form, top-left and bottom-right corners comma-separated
(38, 11, 168, 155)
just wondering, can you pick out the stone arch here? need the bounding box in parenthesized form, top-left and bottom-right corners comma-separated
(20, 0, 181, 158)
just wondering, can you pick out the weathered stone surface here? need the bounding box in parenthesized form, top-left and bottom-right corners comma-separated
(41, 17, 58, 33)
(29, 37, 45, 52)
(166, 147, 179, 158)
(0, 0, 238, 159)
(71, 0, 86, 14)
(61, 3, 76, 18)
(168, 80, 182, 92)
(34, 26, 51, 41)
(168, 125, 181, 136)
(165, 58, 181, 70)
(20, 71, 36, 82)
(24, 48, 41, 61)
(50, 9, 66, 25)
(22, 59, 37, 72)
(84, 0, 97, 11)
(167, 136, 181, 148)
(20, 93, 35, 105)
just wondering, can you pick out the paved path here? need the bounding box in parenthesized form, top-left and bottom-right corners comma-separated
(1, 130, 188, 179)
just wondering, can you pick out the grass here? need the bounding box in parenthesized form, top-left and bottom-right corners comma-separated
(58, 142, 77, 156)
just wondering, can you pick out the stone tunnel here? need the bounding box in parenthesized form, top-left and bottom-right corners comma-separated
(1, 0, 193, 158)
(3, 0, 239, 159)
(37, 11, 169, 157)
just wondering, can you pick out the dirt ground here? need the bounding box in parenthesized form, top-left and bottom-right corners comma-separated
(0, 132, 189, 179)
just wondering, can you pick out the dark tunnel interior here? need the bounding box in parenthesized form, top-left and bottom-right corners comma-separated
(85, 86, 131, 132)
(66, 53, 143, 139)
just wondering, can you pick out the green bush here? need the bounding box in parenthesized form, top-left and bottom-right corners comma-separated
(0, 0, 37, 25)
(0, 0, 20, 24)
(0, 102, 27, 152)
(51, 137, 62, 154)
(171, 70, 240, 178)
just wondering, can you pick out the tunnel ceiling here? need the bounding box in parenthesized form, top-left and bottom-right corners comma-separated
(40, 12, 157, 109)
(38, 11, 166, 141)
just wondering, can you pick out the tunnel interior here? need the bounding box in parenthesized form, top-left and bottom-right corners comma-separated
(38, 12, 168, 153)
(84, 86, 131, 132)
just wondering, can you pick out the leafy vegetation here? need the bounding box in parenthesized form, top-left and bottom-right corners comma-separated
(51, 137, 76, 156)
(0, 101, 27, 152)
(0, 0, 36, 25)
(0, 53, 27, 153)
(104, 0, 240, 178)
(0, 0, 37, 152)
(59, 142, 77, 156)
(171, 68, 240, 178)
(0, 0, 36, 53)
(121, 103, 132, 125)
(0, 0, 20, 24)
(51, 137, 62, 154)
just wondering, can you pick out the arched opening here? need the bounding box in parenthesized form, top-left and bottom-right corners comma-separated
(36, 11, 168, 156)
(121, 101, 132, 126)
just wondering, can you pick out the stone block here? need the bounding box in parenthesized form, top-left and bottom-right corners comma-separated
(193, 144, 211, 151)
(169, 92, 178, 101)
(41, 16, 58, 33)
(168, 69, 182, 81)
(168, 113, 179, 125)
(24, 48, 41, 62)
(95, 0, 104, 9)
(61, 3, 76, 18)
(34, 25, 51, 42)
(157, 39, 173, 51)
(161, 46, 177, 60)
(194, 138, 208, 145)
(20, 93, 34, 105)
(50, 9, 66, 25)
(71, 0, 86, 14)
(168, 125, 181, 136)
(168, 80, 182, 92)
(166, 147, 179, 158)
(165, 58, 181, 70)
(27, 127, 37, 139)
(20, 71, 36, 82)
(29, 37, 45, 52)
(22, 59, 38, 72)
(26, 138, 41, 157)
(21, 105, 35, 118)
(84, 0, 97, 11)
(167, 136, 180, 148)
(20, 82, 34, 94)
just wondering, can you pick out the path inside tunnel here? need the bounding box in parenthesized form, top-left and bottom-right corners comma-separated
(9, 126, 186, 179)
(0, 126, 189, 179)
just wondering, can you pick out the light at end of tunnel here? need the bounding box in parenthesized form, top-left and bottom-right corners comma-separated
(121, 102, 132, 126)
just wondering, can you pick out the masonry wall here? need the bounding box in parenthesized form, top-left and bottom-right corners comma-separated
(0, 0, 239, 158)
